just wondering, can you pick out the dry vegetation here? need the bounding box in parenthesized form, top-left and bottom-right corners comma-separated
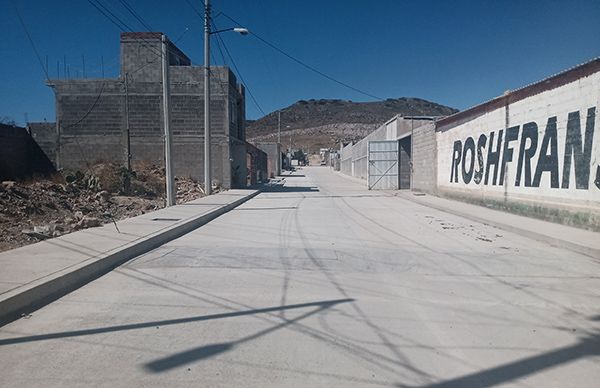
(0, 162, 207, 252)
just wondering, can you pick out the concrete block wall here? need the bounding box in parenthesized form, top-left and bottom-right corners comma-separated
(246, 142, 268, 185)
(0, 124, 55, 180)
(27, 122, 57, 167)
(46, 33, 246, 189)
(435, 58, 600, 218)
(120, 32, 190, 83)
(411, 122, 437, 193)
(53, 80, 126, 169)
(255, 143, 281, 177)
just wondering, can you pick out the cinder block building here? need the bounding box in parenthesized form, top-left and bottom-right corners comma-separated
(43, 32, 261, 189)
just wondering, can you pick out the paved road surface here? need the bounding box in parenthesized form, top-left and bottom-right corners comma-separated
(1, 167, 599, 387)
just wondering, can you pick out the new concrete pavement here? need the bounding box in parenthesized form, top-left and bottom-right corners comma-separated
(1, 167, 599, 387)
(0, 189, 259, 325)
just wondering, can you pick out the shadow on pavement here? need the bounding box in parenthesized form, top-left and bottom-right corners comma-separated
(144, 297, 353, 372)
(405, 332, 600, 388)
(0, 299, 352, 347)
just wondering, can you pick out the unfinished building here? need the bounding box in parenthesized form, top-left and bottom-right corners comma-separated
(39, 32, 264, 189)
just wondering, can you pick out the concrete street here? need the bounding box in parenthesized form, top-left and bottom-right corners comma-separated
(1, 167, 599, 387)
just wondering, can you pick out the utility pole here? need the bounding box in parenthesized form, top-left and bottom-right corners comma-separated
(204, 0, 212, 195)
(162, 34, 175, 206)
(277, 110, 281, 144)
(124, 72, 132, 193)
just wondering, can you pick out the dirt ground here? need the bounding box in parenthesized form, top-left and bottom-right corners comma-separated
(0, 162, 209, 253)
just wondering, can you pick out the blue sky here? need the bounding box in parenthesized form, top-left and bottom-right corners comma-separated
(1, 0, 599, 125)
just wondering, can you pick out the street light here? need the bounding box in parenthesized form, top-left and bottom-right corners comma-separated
(233, 28, 249, 35)
(204, 0, 248, 195)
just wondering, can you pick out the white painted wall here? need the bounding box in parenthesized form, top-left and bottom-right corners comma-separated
(436, 71, 600, 210)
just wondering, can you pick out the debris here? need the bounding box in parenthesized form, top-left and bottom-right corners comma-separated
(2, 181, 16, 190)
(77, 216, 102, 229)
(0, 162, 205, 252)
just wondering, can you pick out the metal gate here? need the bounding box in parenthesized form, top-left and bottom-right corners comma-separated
(368, 140, 398, 190)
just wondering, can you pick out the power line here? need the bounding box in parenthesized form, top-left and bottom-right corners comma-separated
(118, 0, 153, 31)
(212, 25, 229, 66)
(87, 0, 164, 60)
(62, 82, 107, 129)
(215, 34, 266, 116)
(12, 2, 50, 81)
(180, 0, 267, 116)
(219, 12, 385, 101)
(212, 21, 266, 116)
(182, 0, 204, 18)
(87, 0, 130, 32)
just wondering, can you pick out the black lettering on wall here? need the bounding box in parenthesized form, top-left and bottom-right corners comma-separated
(462, 137, 476, 184)
(484, 130, 503, 185)
(474, 133, 487, 184)
(499, 126, 520, 185)
(532, 117, 559, 188)
(561, 107, 596, 189)
(515, 122, 538, 187)
(450, 140, 462, 183)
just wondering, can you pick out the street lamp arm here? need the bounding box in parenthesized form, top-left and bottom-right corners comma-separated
(211, 27, 249, 35)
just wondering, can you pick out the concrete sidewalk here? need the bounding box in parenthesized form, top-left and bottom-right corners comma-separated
(0, 189, 259, 326)
(396, 191, 600, 259)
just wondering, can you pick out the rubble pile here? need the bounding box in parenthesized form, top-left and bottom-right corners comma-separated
(0, 163, 207, 252)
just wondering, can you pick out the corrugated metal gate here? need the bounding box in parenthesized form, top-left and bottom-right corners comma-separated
(368, 140, 398, 190)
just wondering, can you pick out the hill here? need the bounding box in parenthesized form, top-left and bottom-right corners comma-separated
(246, 97, 458, 150)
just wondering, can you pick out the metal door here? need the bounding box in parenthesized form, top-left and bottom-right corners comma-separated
(368, 140, 398, 190)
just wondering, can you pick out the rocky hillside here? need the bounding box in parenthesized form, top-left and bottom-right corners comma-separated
(247, 97, 458, 150)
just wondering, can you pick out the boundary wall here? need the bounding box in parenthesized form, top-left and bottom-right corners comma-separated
(340, 116, 432, 181)
(435, 58, 600, 228)
(337, 58, 600, 230)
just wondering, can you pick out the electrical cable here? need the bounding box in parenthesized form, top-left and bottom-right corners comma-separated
(212, 22, 266, 116)
(179, 0, 267, 116)
(87, 0, 165, 60)
(12, 1, 50, 81)
(118, 0, 153, 31)
(219, 12, 384, 101)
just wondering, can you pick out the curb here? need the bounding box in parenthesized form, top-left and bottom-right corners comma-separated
(399, 193, 600, 260)
(0, 190, 260, 327)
